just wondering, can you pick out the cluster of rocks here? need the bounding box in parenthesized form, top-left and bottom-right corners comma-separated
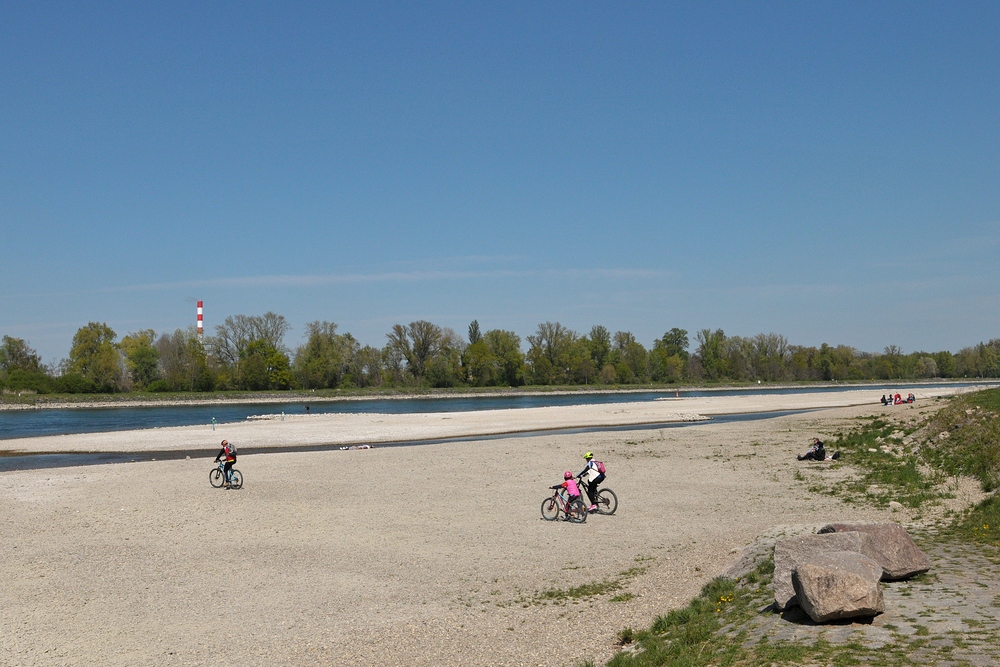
(773, 523, 931, 623)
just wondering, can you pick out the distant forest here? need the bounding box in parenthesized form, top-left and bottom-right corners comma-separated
(2, 313, 999, 394)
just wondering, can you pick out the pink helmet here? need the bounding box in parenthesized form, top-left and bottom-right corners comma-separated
(564, 470, 573, 479)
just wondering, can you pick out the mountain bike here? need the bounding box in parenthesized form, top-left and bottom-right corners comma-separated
(578, 477, 617, 515)
(209, 461, 243, 489)
(541, 487, 587, 523)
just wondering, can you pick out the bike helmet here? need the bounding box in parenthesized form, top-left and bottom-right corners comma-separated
(583, 452, 593, 460)
(564, 470, 573, 479)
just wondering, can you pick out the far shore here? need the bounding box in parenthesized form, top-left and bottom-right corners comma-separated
(1, 378, 992, 411)
(1, 384, 988, 455)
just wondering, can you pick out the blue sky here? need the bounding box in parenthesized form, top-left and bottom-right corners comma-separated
(2, 1, 998, 364)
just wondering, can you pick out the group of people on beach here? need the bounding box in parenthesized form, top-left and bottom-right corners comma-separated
(551, 451, 606, 513)
(881, 393, 916, 405)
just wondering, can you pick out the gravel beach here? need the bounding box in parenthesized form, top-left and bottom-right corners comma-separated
(0, 386, 982, 666)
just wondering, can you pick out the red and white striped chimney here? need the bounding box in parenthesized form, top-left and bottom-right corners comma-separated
(197, 301, 204, 341)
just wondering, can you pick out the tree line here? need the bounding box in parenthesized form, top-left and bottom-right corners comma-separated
(2, 314, 1000, 394)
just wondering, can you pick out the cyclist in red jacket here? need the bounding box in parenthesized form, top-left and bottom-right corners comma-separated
(214, 439, 237, 489)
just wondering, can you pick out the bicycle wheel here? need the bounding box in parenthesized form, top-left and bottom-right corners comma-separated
(596, 488, 618, 515)
(541, 497, 560, 521)
(568, 499, 587, 523)
(209, 467, 224, 488)
(229, 469, 243, 490)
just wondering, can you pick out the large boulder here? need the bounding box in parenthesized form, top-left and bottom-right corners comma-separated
(817, 523, 931, 580)
(773, 531, 879, 610)
(792, 551, 885, 622)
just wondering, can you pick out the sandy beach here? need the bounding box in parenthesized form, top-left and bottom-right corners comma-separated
(0, 386, 985, 666)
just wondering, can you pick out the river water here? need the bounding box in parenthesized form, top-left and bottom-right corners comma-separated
(1, 382, 992, 441)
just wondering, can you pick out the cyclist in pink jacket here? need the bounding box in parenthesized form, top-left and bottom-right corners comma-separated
(550, 470, 582, 506)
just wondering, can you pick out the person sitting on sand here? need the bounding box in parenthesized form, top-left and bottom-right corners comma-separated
(577, 451, 605, 512)
(881, 394, 889, 405)
(797, 438, 840, 461)
(551, 471, 582, 517)
(214, 439, 237, 489)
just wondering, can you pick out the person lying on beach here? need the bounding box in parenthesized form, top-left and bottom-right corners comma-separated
(797, 438, 840, 461)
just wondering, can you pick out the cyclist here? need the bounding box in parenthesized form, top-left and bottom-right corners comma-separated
(214, 439, 237, 489)
(577, 452, 605, 512)
(551, 471, 582, 519)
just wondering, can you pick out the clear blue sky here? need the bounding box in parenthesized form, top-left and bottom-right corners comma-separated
(2, 1, 998, 364)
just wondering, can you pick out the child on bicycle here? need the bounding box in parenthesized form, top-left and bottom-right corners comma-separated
(577, 451, 605, 512)
(214, 439, 237, 489)
(551, 471, 582, 517)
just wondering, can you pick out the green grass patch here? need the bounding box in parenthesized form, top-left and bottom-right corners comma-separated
(606, 561, 768, 667)
(536, 564, 649, 604)
(920, 388, 1000, 492)
(812, 417, 944, 508)
(946, 495, 1000, 547)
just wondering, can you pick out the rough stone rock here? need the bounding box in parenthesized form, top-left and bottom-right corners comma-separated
(792, 551, 885, 623)
(773, 532, 880, 610)
(817, 523, 931, 580)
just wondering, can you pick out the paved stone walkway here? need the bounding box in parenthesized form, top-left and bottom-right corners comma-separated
(733, 536, 1000, 666)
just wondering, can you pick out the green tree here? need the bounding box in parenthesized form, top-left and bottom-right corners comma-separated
(386, 320, 443, 381)
(240, 339, 292, 390)
(694, 329, 727, 381)
(212, 312, 291, 388)
(156, 328, 214, 391)
(0, 336, 53, 392)
(482, 329, 524, 386)
(935, 351, 956, 378)
(0, 336, 43, 373)
(650, 329, 688, 382)
(587, 325, 612, 371)
(882, 345, 904, 379)
(611, 331, 648, 383)
(655, 328, 689, 360)
(425, 328, 465, 388)
(293, 321, 358, 389)
(347, 345, 384, 387)
(468, 320, 482, 345)
(69, 322, 123, 392)
(566, 336, 596, 384)
(526, 322, 578, 384)
(463, 339, 498, 386)
(120, 330, 160, 390)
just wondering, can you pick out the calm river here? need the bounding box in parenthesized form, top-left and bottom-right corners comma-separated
(2, 382, 992, 441)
